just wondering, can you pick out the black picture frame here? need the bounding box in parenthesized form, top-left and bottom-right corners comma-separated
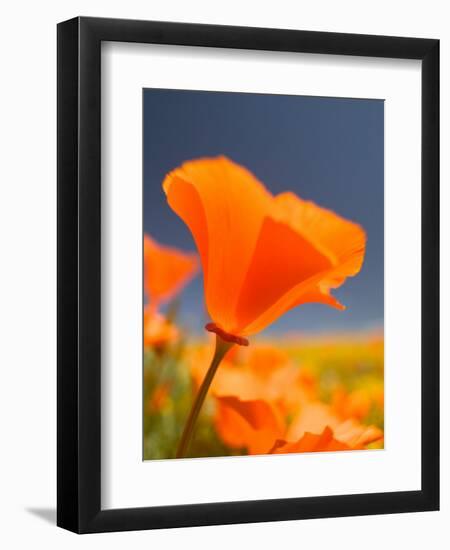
(57, 16, 439, 533)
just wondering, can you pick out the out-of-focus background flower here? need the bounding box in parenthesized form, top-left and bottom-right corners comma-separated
(143, 89, 384, 460)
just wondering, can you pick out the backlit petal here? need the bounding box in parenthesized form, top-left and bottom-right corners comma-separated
(234, 217, 332, 334)
(271, 426, 351, 454)
(238, 194, 366, 335)
(163, 157, 272, 332)
(144, 235, 198, 306)
(215, 396, 284, 455)
(287, 401, 382, 449)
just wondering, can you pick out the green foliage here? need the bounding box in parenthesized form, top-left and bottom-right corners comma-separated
(143, 345, 235, 460)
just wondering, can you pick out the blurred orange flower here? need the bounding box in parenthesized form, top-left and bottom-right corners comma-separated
(143, 234, 198, 350)
(332, 387, 370, 421)
(215, 396, 285, 455)
(144, 234, 198, 308)
(147, 382, 171, 413)
(286, 401, 383, 449)
(163, 156, 366, 342)
(246, 345, 292, 376)
(214, 395, 382, 455)
(144, 308, 179, 348)
(189, 343, 315, 416)
(271, 426, 351, 454)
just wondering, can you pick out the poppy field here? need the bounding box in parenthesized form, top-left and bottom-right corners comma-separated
(144, 330, 384, 460)
(143, 156, 384, 460)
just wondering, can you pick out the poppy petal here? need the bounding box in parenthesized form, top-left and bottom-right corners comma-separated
(163, 157, 272, 332)
(286, 401, 383, 449)
(271, 426, 351, 454)
(333, 420, 383, 448)
(273, 192, 366, 273)
(215, 396, 285, 455)
(143, 235, 198, 306)
(238, 194, 366, 335)
(234, 216, 332, 333)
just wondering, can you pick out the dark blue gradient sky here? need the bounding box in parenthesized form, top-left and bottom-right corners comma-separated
(143, 89, 384, 337)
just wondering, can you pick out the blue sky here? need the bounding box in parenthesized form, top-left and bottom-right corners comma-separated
(143, 89, 384, 336)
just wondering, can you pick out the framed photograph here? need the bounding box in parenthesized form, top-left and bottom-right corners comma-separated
(57, 16, 439, 533)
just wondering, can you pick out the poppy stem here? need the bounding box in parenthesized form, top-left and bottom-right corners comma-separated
(176, 334, 233, 458)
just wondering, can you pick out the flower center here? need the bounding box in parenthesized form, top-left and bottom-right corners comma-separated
(205, 323, 249, 346)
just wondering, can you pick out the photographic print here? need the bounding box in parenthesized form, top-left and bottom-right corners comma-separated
(143, 89, 384, 461)
(57, 18, 439, 532)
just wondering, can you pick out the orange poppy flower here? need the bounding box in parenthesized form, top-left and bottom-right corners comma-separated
(271, 426, 351, 454)
(286, 401, 383, 449)
(144, 234, 198, 308)
(214, 395, 382, 455)
(245, 345, 292, 376)
(215, 396, 285, 455)
(189, 343, 315, 416)
(331, 387, 376, 420)
(163, 156, 366, 343)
